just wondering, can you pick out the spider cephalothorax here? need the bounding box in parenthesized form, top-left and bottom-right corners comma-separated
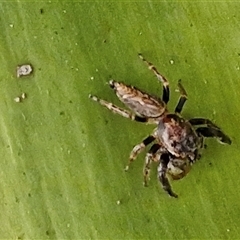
(89, 54, 231, 198)
(158, 114, 202, 160)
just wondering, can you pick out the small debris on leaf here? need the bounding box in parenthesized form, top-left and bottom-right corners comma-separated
(21, 93, 27, 99)
(14, 97, 21, 103)
(17, 64, 33, 78)
(14, 93, 27, 103)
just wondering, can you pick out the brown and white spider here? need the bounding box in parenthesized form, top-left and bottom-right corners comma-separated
(89, 54, 231, 198)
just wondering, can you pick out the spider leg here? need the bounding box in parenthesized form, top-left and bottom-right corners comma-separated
(125, 130, 158, 171)
(175, 80, 188, 114)
(189, 118, 231, 144)
(158, 153, 178, 198)
(143, 144, 162, 186)
(138, 53, 170, 104)
(189, 118, 220, 129)
(196, 127, 232, 145)
(89, 94, 149, 123)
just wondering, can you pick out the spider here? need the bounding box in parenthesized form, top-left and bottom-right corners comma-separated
(89, 54, 231, 198)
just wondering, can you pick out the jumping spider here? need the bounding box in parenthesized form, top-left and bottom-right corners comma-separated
(89, 54, 231, 198)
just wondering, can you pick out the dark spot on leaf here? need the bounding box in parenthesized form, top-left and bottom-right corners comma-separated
(17, 235, 24, 240)
(28, 193, 31, 197)
(46, 229, 56, 237)
(103, 39, 107, 43)
(209, 162, 212, 166)
(23, 172, 26, 176)
(60, 111, 65, 116)
(40, 8, 44, 14)
(15, 197, 20, 203)
(190, 23, 193, 27)
(54, 30, 58, 35)
(69, 100, 72, 103)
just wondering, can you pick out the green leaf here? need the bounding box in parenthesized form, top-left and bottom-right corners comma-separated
(0, 2, 238, 239)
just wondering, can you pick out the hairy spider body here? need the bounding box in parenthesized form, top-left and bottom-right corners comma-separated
(158, 114, 202, 160)
(167, 157, 191, 180)
(109, 80, 166, 122)
(89, 54, 231, 198)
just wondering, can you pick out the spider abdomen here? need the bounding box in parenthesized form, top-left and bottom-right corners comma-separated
(110, 80, 166, 118)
